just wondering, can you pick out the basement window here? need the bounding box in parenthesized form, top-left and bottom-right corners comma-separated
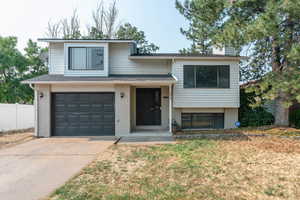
(181, 113, 224, 129)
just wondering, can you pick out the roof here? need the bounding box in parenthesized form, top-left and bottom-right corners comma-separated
(38, 38, 135, 43)
(129, 53, 245, 60)
(22, 74, 177, 84)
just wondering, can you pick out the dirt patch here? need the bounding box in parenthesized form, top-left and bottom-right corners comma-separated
(225, 136, 300, 153)
(0, 131, 35, 149)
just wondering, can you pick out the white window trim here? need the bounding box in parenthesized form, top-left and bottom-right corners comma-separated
(64, 43, 109, 76)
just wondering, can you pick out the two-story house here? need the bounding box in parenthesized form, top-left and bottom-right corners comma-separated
(23, 39, 241, 137)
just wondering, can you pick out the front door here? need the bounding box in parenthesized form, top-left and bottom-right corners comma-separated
(136, 88, 161, 126)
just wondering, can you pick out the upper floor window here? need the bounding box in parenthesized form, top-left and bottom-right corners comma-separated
(183, 65, 230, 88)
(68, 47, 104, 70)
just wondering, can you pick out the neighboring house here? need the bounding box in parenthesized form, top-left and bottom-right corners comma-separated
(23, 39, 241, 137)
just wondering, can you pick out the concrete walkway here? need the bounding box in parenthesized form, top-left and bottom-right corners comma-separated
(0, 137, 114, 200)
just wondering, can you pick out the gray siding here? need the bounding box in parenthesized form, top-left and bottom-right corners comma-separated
(109, 43, 171, 74)
(172, 60, 240, 108)
(49, 43, 64, 74)
(49, 42, 171, 75)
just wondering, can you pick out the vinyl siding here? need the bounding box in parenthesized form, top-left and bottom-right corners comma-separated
(49, 43, 65, 74)
(49, 42, 171, 75)
(109, 43, 171, 74)
(172, 60, 240, 108)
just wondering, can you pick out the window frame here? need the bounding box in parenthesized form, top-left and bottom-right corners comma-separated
(68, 47, 104, 71)
(183, 65, 230, 89)
(64, 43, 109, 77)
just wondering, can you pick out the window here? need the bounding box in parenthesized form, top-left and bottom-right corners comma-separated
(69, 47, 104, 70)
(183, 65, 230, 88)
(181, 113, 224, 129)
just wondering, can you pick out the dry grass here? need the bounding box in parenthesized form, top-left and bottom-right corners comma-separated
(50, 137, 300, 200)
(0, 130, 35, 149)
(176, 125, 300, 137)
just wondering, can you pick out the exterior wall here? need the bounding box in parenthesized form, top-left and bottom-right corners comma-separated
(115, 85, 131, 136)
(173, 107, 238, 129)
(109, 43, 171, 74)
(49, 42, 171, 76)
(0, 104, 34, 132)
(172, 60, 240, 108)
(224, 108, 238, 129)
(161, 86, 170, 130)
(35, 84, 132, 137)
(130, 86, 136, 131)
(35, 84, 51, 137)
(49, 43, 64, 74)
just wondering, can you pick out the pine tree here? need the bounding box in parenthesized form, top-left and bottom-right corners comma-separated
(176, 0, 300, 126)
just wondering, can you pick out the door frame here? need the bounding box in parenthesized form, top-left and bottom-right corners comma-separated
(51, 92, 115, 136)
(135, 87, 162, 126)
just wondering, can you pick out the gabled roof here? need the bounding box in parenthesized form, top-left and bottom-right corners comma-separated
(22, 74, 177, 84)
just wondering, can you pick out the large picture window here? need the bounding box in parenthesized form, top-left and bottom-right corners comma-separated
(183, 65, 230, 88)
(181, 113, 224, 129)
(69, 47, 104, 70)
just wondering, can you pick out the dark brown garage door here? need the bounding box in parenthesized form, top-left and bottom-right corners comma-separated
(52, 93, 115, 136)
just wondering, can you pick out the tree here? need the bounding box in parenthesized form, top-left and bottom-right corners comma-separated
(24, 39, 48, 76)
(0, 36, 27, 103)
(0, 37, 47, 104)
(86, 1, 105, 39)
(176, 0, 300, 126)
(86, 0, 119, 39)
(46, 20, 61, 38)
(104, 0, 119, 38)
(116, 23, 159, 54)
(61, 9, 81, 39)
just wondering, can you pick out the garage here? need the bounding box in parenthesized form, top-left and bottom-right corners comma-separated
(51, 93, 115, 136)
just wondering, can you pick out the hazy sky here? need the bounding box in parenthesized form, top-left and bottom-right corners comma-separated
(0, 0, 190, 53)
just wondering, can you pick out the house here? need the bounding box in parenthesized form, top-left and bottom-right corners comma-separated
(23, 39, 241, 137)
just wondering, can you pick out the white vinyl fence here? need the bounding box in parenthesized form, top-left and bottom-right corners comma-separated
(0, 103, 34, 132)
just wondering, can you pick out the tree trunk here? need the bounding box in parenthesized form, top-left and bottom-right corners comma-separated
(274, 96, 289, 126)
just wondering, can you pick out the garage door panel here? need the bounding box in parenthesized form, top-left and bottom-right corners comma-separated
(52, 93, 115, 136)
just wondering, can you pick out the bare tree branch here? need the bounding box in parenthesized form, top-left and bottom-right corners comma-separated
(46, 20, 61, 38)
(104, 0, 118, 38)
(61, 9, 81, 39)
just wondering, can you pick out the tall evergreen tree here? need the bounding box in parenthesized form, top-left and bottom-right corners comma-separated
(176, 0, 300, 126)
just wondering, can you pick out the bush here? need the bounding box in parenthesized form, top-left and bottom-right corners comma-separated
(239, 88, 274, 127)
(240, 107, 274, 127)
(289, 109, 300, 128)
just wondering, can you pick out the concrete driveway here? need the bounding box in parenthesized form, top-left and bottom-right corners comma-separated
(0, 137, 115, 200)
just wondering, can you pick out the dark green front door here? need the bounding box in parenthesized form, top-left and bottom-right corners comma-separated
(136, 88, 161, 126)
(52, 93, 115, 136)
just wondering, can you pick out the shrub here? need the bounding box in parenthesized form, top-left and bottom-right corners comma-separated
(239, 88, 274, 127)
(289, 109, 300, 128)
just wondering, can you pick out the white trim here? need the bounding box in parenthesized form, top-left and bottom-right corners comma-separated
(169, 84, 172, 133)
(38, 39, 135, 43)
(129, 56, 244, 61)
(64, 43, 109, 77)
(22, 80, 176, 85)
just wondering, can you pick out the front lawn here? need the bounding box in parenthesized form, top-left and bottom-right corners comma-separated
(50, 137, 300, 200)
